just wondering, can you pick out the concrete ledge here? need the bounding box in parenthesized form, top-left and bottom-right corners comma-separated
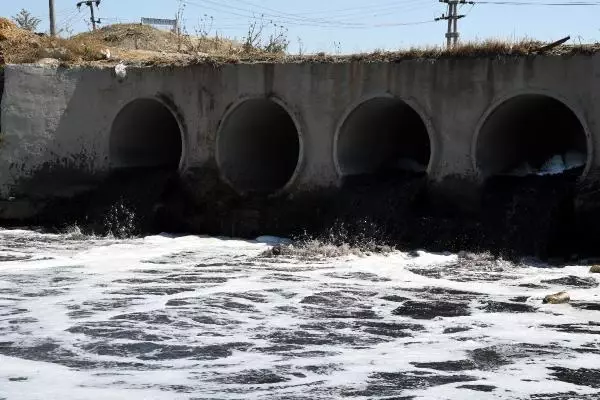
(0, 56, 599, 259)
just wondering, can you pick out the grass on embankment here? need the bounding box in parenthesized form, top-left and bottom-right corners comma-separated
(1, 17, 599, 66)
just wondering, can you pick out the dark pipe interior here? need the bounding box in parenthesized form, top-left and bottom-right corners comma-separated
(337, 97, 431, 177)
(110, 99, 183, 170)
(218, 99, 300, 194)
(476, 95, 587, 177)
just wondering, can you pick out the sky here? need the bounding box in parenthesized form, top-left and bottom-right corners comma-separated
(2, 0, 600, 53)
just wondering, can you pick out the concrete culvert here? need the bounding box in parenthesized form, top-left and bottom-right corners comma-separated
(476, 95, 588, 178)
(110, 98, 183, 170)
(0, 66, 4, 135)
(336, 97, 431, 177)
(217, 99, 301, 194)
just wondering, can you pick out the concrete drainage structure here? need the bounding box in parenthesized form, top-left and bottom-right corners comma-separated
(335, 96, 431, 177)
(0, 57, 599, 253)
(217, 98, 302, 194)
(110, 98, 183, 170)
(475, 93, 589, 178)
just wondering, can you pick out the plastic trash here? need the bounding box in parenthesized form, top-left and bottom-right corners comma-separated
(101, 48, 111, 60)
(115, 62, 127, 79)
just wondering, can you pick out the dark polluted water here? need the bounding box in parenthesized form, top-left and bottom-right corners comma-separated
(1, 228, 600, 399)
(24, 163, 593, 263)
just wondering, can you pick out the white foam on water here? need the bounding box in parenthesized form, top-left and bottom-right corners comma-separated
(0, 229, 599, 399)
(504, 151, 587, 177)
(255, 236, 293, 246)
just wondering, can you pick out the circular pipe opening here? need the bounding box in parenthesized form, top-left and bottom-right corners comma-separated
(476, 94, 588, 178)
(217, 98, 301, 194)
(336, 97, 431, 178)
(110, 98, 183, 170)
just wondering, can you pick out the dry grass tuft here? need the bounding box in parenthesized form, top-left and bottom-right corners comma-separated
(75, 23, 243, 56)
(0, 18, 41, 63)
(0, 21, 271, 65)
(295, 38, 598, 64)
(0, 17, 106, 63)
(1, 18, 599, 67)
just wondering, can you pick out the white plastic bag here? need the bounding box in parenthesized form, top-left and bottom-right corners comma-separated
(115, 62, 127, 79)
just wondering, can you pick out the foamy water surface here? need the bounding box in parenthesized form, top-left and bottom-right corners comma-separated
(0, 228, 599, 399)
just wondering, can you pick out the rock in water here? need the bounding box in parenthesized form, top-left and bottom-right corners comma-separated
(543, 291, 571, 304)
(271, 245, 282, 256)
(590, 265, 600, 273)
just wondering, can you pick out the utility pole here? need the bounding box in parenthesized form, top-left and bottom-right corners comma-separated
(436, 0, 474, 48)
(49, 0, 56, 36)
(77, 0, 102, 31)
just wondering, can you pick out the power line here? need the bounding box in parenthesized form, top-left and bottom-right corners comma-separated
(226, 0, 430, 22)
(182, 0, 377, 27)
(293, 0, 426, 16)
(436, 0, 474, 48)
(204, 0, 432, 25)
(76, 0, 102, 31)
(476, 1, 600, 4)
(181, 0, 436, 29)
(57, 9, 83, 34)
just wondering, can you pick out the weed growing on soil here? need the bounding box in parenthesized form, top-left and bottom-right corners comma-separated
(2, 16, 599, 66)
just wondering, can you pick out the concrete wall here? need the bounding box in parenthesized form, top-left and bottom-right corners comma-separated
(1, 55, 599, 201)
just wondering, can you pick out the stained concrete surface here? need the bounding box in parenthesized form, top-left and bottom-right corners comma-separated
(2, 58, 600, 259)
(2, 56, 599, 199)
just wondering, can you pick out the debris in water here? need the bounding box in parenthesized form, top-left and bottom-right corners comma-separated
(590, 265, 600, 273)
(539, 155, 567, 176)
(504, 151, 586, 177)
(543, 291, 571, 304)
(271, 245, 282, 256)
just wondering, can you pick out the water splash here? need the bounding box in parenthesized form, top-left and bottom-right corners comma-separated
(261, 218, 394, 260)
(102, 198, 139, 239)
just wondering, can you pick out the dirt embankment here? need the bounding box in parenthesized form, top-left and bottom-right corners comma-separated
(1, 17, 600, 67)
(0, 19, 253, 66)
